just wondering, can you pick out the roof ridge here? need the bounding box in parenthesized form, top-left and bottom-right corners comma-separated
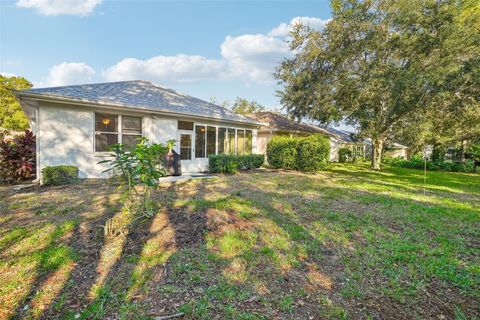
(28, 79, 145, 90)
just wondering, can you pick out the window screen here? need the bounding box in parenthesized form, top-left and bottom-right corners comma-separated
(228, 129, 235, 155)
(195, 125, 206, 158)
(218, 128, 227, 154)
(207, 126, 216, 156)
(237, 130, 245, 155)
(245, 130, 253, 154)
(178, 121, 194, 130)
(95, 113, 118, 152)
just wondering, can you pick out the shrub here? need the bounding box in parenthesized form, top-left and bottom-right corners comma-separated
(296, 135, 330, 171)
(0, 130, 36, 182)
(99, 137, 170, 217)
(266, 134, 330, 172)
(387, 155, 475, 173)
(42, 165, 79, 186)
(338, 147, 353, 163)
(266, 136, 298, 169)
(209, 154, 264, 173)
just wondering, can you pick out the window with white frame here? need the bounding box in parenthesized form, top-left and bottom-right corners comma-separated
(95, 113, 142, 152)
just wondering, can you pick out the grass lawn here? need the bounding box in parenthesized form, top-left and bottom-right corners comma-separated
(1, 163, 479, 319)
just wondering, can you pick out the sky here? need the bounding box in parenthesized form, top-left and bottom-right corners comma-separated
(0, 0, 332, 111)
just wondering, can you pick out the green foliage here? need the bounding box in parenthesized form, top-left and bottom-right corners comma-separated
(468, 144, 480, 160)
(266, 134, 329, 171)
(0, 75, 32, 130)
(99, 137, 170, 216)
(275, 0, 480, 170)
(0, 130, 36, 182)
(338, 148, 353, 163)
(295, 135, 330, 171)
(209, 154, 264, 174)
(42, 165, 79, 186)
(230, 97, 265, 115)
(387, 155, 475, 173)
(266, 136, 298, 169)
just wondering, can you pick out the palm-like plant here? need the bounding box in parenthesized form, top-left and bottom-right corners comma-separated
(99, 137, 172, 217)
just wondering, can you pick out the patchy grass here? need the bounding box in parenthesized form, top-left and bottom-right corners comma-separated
(0, 163, 479, 319)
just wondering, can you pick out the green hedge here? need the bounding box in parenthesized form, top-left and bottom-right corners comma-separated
(42, 165, 79, 185)
(385, 156, 475, 172)
(338, 148, 353, 163)
(266, 134, 330, 172)
(266, 137, 298, 169)
(209, 154, 264, 173)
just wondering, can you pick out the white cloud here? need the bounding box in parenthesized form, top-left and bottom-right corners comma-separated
(0, 72, 17, 77)
(16, 0, 101, 16)
(268, 16, 330, 37)
(104, 34, 289, 85)
(220, 34, 290, 82)
(38, 62, 95, 87)
(103, 55, 225, 84)
(35, 16, 324, 87)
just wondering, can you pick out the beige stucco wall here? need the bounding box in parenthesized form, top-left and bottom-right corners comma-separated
(38, 103, 109, 179)
(385, 148, 408, 159)
(329, 138, 340, 162)
(256, 131, 273, 155)
(35, 102, 258, 179)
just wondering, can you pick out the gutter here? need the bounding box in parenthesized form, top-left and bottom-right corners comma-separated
(15, 91, 267, 128)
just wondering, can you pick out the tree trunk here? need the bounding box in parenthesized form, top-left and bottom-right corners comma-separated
(460, 140, 466, 163)
(371, 138, 384, 170)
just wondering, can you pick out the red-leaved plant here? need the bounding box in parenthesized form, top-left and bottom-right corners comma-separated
(0, 130, 36, 182)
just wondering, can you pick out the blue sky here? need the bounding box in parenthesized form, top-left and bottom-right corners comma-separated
(1, 0, 331, 110)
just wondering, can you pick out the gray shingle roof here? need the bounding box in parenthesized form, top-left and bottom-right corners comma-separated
(18, 80, 261, 125)
(251, 111, 356, 143)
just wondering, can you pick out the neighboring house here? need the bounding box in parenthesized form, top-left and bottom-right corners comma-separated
(384, 142, 409, 159)
(15, 80, 263, 180)
(249, 112, 366, 162)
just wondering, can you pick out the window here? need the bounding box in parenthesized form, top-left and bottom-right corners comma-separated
(245, 130, 253, 154)
(95, 113, 118, 152)
(178, 121, 194, 130)
(122, 116, 142, 149)
(180, 134, 192, 160)
(207, 126, 216, 156)
(195, 125, 206, 158)
(94, 113, 142, 152)
(228, 129, 236, 155)
(237, 129, 245, 155)
(218, 128, 227, 154)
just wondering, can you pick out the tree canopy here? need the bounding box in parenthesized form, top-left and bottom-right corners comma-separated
(230, 97, 265, 115)
(0, 75, 32, 131)
(211, 96, 266, 115)
(275, 0, 480, 169)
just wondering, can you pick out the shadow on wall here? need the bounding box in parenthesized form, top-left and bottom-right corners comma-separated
(40, 106, 110, 178)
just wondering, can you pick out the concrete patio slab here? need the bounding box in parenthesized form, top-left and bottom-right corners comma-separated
(158, 173, 216, 184)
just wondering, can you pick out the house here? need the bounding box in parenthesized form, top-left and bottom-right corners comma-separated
(384, 142, 409, 159)
(15, 80, 263, 180)
(249, 111, 366, 162)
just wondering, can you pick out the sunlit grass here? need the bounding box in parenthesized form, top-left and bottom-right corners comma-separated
(1, 163, 479, 319)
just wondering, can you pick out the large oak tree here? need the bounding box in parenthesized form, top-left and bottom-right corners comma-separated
(275, 0, 479, 169)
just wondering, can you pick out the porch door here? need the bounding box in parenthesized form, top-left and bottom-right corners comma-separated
(179, 132, 194, 172)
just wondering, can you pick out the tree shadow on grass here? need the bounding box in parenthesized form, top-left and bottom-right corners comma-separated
(8, 181, 122, 319)
(229, 171, 479, 320)
(136, 177, 350, 319)
(4, 171, 478, 319)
